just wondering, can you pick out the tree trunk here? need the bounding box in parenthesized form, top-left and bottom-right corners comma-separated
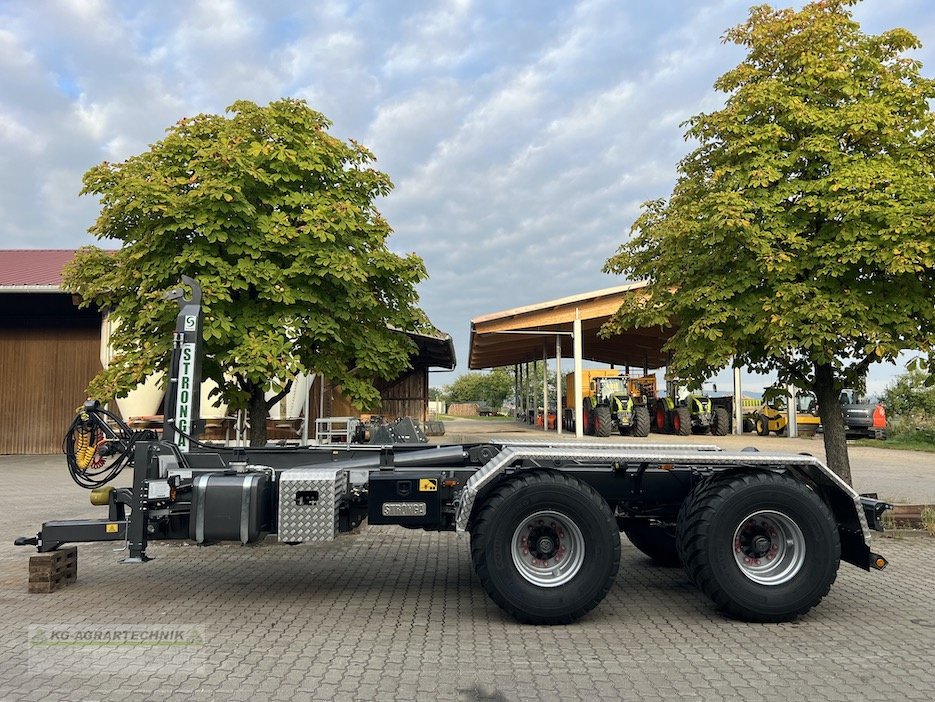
(813, 362, 852, 485)
(248, 385, 268, 447)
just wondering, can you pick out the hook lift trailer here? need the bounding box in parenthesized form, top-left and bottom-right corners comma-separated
(16, 278, 892, 624)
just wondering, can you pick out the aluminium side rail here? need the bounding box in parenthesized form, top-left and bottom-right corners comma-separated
(454, 445, 873, 548)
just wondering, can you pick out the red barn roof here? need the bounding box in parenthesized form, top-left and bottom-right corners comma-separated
(0, 250, 78, 289)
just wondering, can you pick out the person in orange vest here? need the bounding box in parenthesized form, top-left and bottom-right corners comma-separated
(872, 403, 887, 430)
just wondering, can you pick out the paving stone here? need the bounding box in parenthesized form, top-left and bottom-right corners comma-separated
(2, 454, 935, 701)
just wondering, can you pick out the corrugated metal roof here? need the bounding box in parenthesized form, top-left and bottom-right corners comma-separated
(0, 250, 78, 287)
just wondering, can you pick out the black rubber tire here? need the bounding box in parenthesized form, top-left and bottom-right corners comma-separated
(633, 405, 651, 437)
(742, 417, 756, 434)
(755, 414, 770, 436)
(583, 397, 594, 435)
(675, 471, 840, 622)
(674, 407, 691, 436)
(654, 401, 669, 433)
(470, 471, 621, 625)
(594, 406, 612, 437)
(621, 520, 680, 566)
(712, 407, 730, 436)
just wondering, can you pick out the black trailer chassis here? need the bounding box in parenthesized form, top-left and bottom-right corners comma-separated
(17, 438, 890, 625)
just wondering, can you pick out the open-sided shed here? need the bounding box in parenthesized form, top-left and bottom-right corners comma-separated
(469, 282, 671, 371)
(469, 283, 793, 439)
(469, 282, 679, 437)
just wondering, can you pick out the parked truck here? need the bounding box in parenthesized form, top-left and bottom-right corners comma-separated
(836, 389, 887, 439)
(15, 279, 891, 624)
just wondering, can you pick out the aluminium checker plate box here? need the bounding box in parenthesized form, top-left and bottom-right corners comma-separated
(277, 468, 348, 542)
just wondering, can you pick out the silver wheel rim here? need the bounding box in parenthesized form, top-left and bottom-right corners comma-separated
(511, 510, 585, 587)
(732, 510, 806, 585)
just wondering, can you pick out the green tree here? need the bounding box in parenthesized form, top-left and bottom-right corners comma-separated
(881, 368, 935, 418)
(446, 369, 514, 409)
(66, 98, 428, 446)
(602, 0, 935, 483)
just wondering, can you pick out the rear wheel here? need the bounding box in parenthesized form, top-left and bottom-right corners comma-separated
(470, 471, 621, 624)
(676, 471, 840, 622)
(674, 407, 691, 436)
(633, 405, 651, 437)
(712, 407, 730, 436)
(594, 406, 612, 437)
(621, 520, 680, 566)
(582, 397, 594, 435)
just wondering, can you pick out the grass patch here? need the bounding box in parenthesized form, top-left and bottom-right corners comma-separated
(923, 507, 935, 537)
(436, 414, 514, 422)
(849, 437, 935, 453)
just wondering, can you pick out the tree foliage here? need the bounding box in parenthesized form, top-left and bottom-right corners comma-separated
(881, 369, 935, 418)
(602, 1, 935, 481)
(444, 369, 514, 409)
(66, 99, 428, 445)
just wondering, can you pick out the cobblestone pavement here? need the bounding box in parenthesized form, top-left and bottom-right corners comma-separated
(2, 454, 935, 701)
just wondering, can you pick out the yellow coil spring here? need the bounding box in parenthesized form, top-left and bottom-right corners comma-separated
(74, 410, 96, 471)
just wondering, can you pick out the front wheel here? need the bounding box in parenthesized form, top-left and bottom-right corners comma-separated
(712, 407, 730, 436)
(470, 471, 621, 624)
(755, 414, 770, 436)
(594, 406, 612, 437)
(633, 405, 651, 437)
(674, 407, 691, 436)
(676, 471, 840, 622)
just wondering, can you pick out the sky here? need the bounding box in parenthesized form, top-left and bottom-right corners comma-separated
(1, 0, 933, 397)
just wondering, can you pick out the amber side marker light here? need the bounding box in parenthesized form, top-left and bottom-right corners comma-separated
(872, 555, 888, 571)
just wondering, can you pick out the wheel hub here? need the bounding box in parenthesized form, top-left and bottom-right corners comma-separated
(511, 510, 585, 588)
(534, 534, 556, 558)
(732, 510, 806, 586)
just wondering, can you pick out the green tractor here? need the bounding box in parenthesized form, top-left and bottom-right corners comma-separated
(653, 382, 730, 436)
(570, 371, 652, 438)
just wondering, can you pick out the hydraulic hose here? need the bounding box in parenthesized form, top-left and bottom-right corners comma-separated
(62, 403, 154, 489)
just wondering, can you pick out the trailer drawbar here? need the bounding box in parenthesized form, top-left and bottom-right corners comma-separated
(15, 278, 892, 624)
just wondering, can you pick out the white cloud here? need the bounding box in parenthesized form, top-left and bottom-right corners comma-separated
(0, 0, 931, 386)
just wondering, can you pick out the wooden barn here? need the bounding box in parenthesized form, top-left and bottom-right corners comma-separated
(0, 250, 455, 454)
(0, 251, 103, 454)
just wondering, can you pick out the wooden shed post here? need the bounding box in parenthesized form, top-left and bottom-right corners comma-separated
(733, 364, 743, 435)
(555, 335, 563, 435)
(574, 311, 583, 439)
(515, 364, 520, 420)
(542, 343, 548, 432)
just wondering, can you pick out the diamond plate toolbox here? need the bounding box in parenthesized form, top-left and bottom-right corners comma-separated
(278, 468, 348, 542)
